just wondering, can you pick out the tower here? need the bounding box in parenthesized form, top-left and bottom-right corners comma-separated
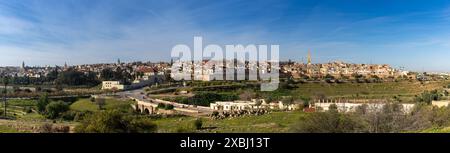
(117, 58, 121, 65)
(21, 61, 25, 69)
(307, 49, 312, 65)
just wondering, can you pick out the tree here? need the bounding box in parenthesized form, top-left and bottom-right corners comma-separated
(75, 110, 157, 133)
(239, 90, 256, 100)
(194, 118, 203, 130)
(45, 101, 69, 119)
(313, 92, 327, 100)
(100, 68, 114, 81)
(96, 98, 106, 110)
(360, 103, 408, 133)
(328, 104, 338, 111)
(291, 111, 365, 133)
(37, 93, 50, 113)
(90, 97, 96, 102)
(282, 96, 295, 105)
(165, 104, 174, 110)
(2, 76, 9, 117)
(56, 68, 100, 86)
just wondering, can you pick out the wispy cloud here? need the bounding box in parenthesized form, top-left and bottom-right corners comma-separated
(2, 0, 450, 72)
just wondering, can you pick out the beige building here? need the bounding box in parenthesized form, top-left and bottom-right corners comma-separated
(210, 99, 300, 111)
(101, 81, 126, 90)
(432, 100, 450, 108)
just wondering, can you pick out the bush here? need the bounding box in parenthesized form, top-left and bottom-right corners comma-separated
(157, 103, 166, 109)
(156, 103, 175, 110)
(75, 110, 157, 133)
(165, 104, 174, 110)
(90, 97, 96, 102)
(174, 92, 239, 106)
(291, 111, 365, 133)
(38, 123, 70, 133)
(45, 101, 69, 119)
(23, 107, 33, 114)
(74, 111, 91, 122)
(37, 93, 49, 113)
(194, 118, 203, 130)
(176, 126, 196, 133)
(61, 111, 76, 121)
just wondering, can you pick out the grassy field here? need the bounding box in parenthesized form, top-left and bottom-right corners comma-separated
(419, 126, 450, 133)
(0, 125, 20, 133)
(69, 98, 135, 112)
(293, 81, 449, 98)
(0, 99, 35, 118)
(181, 80, 450, 103)
(153, 111, 305, 133)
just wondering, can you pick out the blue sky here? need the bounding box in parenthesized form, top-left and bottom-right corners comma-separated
(1, 0, 450, 72)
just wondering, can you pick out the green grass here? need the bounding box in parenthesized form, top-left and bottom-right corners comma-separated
(191, 81, 450, 102)
(287, 81, 450, 100)
(69, 98, 134, 112)
(69, 99, 99, 112)
(17, 112, 46, 122)
(418, 126, 450, 133)
(6, 99, 36, 107)
(0, 125, 20, 133)
(152, 111, 305, 133)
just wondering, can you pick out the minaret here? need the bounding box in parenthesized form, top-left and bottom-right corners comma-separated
(307, 49, 312, 65)
(306, 50, 312, 76)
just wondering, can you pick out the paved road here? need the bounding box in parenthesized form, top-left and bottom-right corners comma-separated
(118, 88, 213, 116)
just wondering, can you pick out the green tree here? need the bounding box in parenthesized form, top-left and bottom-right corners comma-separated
(95, 98, 106, 110)
(194, 118, 203, 130)
(328, 104, 338, 111)
(75, 110, 157, 133)
(37, 93, 50, 113)
(45, 101, 69, 119)
(291, 111, 365, 133)
(2, 76, 9, 117)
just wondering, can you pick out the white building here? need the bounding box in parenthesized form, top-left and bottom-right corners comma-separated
(432, 100, 450, 108)
(101, 81, 126, 90)
(314, 102, 415, 113)
(210, 99, 300, 111)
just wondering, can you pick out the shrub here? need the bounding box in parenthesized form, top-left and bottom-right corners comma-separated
(39, 123, 54, 133)
(157, 103, 166, 109)
(45, 101, 69, 119)
(23, 107, 33, 114)
(90, 97, 96, 102)
(291, 111, 365, 133)
(194, 118, 203, 130)
(61, 110, 79, 121)
(75, 110, 157, 133)
(37, 93, 49, 113)
(39, 123, 70, 133)
(175, 92, 239, 106)
(165, 104, 174, 110)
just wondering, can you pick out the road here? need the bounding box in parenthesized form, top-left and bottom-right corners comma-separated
(118, 88, 214, 116)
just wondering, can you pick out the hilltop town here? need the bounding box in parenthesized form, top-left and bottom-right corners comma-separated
(2, 53, 450, 133)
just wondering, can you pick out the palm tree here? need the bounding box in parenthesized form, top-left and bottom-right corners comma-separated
(2, 76, 9, 117)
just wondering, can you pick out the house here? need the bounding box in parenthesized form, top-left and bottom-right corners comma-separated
(102, 81, 126, 90)
(314, 102, 415, 113)
(432, 100, 450, 108)
(210, 99, 301, 111)
(210, 101, 257, 111)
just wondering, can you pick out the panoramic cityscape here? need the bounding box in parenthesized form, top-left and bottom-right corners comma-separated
(1, 0, 450, 141)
